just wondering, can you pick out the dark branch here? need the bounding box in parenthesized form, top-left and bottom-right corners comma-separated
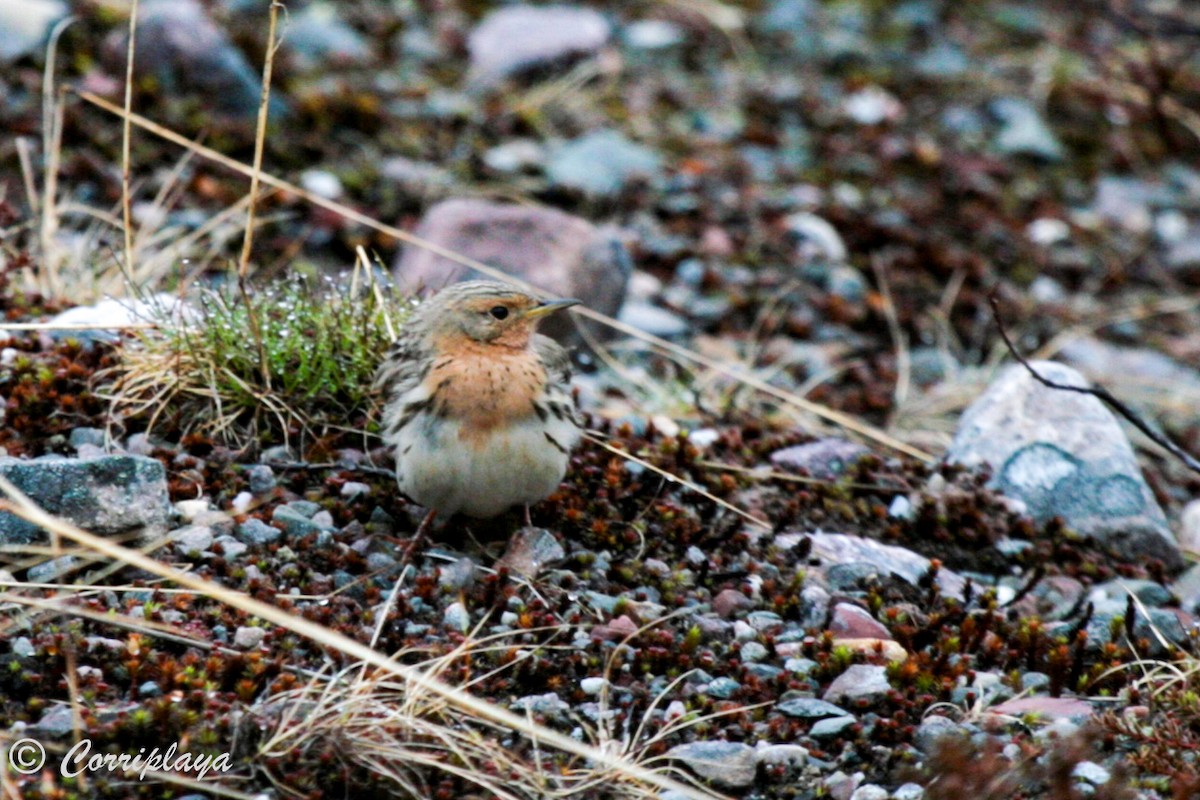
(988, 288, 1200, 475)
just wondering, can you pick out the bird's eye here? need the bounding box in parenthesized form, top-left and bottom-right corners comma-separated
(489, 306, 509, 320)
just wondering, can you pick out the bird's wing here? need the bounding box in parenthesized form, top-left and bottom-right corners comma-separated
(533, 333, 573, 387)
(372, 328, 427, 399)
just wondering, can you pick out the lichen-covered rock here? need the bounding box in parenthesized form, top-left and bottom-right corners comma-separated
(0, 455, 170, 544)
(946, 361, 1182, 571)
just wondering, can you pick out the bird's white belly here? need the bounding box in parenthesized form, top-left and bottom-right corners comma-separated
(394, 412, 578, 518)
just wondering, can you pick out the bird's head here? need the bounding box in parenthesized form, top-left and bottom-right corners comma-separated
(424, 281, 580, 349)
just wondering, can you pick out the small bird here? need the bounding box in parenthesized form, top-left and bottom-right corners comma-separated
(373, 280, 582, 552)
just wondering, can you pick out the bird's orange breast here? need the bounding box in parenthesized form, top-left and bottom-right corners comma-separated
(422, 343, 547, 445)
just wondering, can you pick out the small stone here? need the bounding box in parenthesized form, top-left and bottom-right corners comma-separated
(68, 428, 106, 451)
(497, 527, 565, 578)
(713, 588, 753, 618)
(437, 557, 476, 592)
(231, 491, 253, 515)
(272, 506, 323, 538)
(667, 741, 757, 789)
(1072, 761, 1111, 785)
(547, 130, 662, 197)
(703, 677, 742, 699)
(236, 518, 281, 546)
(174, 499, 210, 522)
(29, 704, 75, 738)
(112, 0, 270, 120)
(887, 495, 913, 519)
(12, 637, 35, 658)
(824, 770, 865, 800)
(617, 301, 689, 338)
(777, 697, 851, 719)
(511, 692, 571, 721)
(990, 97, 1064, 161)
(810, 715, 857, 739)
(892, 783, 925, 800)
(483, 139, 545, 173)
(914, 715, 963, 753)
(467, 4, 611, 87)
(842, 86, 903, 125)
(785, 213, 848, 263)
(740, 642, 768, 662)
(234, 626, 266, 649)
(580, 677, 608, 695)
(0, 0, 67, 61)
(214, 535, 248, 560)
(785, 657, 817, 677)
(247, 465, 276, 495)
(987, 696, 1095, 723)
(754, 743, 809, 769)
(770, 438, 868, 479)
(828, 603, 892, 640)
(443, 602, 470, 632)
(823, 664, 891, 706)
(172, 525, 214, 554)
(848, 786, 889, 800)
(340, 481, 370, 498)
(138, 681, 162, 698)
(284, 2, 370, 71)
(28, 556, 78, 583)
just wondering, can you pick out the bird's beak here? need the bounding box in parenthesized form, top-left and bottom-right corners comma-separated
(524, 298, 581, 319)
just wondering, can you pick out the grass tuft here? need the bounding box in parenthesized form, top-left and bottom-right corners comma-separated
(104, 265, 408, 445)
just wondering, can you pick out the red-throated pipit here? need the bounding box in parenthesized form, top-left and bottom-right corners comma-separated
(373, 281, 582, 553)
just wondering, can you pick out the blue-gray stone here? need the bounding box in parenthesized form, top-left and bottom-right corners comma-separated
(247, 465, 276, 495)
(0, 455, 170, 545)
(236, 518, 282, 546)
(284, 1, 371, 70)
(990, 98, 1065, 161)
(547, 130, 662, 196)
(777, 697, 850, 719)
(809, 715, 857, 739)
(704, 677, 742, 699)
(272, 505, 323, 538)
(68, 428, 106, 451)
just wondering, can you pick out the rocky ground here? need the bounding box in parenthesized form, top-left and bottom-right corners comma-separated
(1, 1, 1200, 798)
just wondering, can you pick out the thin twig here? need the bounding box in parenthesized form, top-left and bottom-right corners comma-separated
(988, 288, 1200, 474)
(237, 1, 282, 391)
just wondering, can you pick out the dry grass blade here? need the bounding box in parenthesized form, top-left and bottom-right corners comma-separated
(0, 475, 721, 800)
(68, 88, 932, 463)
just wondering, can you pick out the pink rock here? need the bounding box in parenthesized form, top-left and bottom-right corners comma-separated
(592, 615, 639, 642)
(987, 696, 1094, 722)
(467, 5, 611, 86)
(713, 588, 753, 619)
(828, 603, 891, 640)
